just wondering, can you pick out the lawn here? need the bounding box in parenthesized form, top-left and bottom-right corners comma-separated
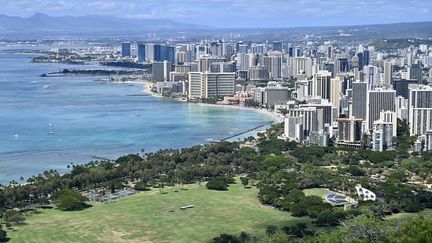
(7, 180, 305, 243)
(303, 188, 334, 198)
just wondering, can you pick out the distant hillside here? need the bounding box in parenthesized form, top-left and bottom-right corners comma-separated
(371, 38, 432, 51)
(0, 13, 431, 40)
(0, 13, 212, 37)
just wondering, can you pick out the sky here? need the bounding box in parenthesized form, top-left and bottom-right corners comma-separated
(1, 0, 431, 28)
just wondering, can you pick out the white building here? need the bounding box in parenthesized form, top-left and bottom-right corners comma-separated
(188, 72, 235, 99)
(372, 121, 393, 152)
(408, 84, 432, 136)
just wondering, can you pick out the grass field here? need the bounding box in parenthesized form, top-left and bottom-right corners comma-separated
(7, 180, 306, 243)
(303, 188, 334, 198)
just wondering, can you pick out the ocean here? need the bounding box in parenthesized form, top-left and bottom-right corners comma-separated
(0, 51, 271, 184)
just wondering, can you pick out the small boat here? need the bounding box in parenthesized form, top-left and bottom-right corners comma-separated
(49, 131, 55, 135)
(43, 85, 50, 89)
(134, 114, 142, 117)
(48, 123, 53, 127)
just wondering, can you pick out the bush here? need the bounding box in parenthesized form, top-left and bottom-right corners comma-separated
(290, 196, 331, 218)
(52, 189, 89, 211)
(134, 181, 150, 191)
(206, 178, 229, 191)
(0, 225, 7, 242)
(4, 210, 25, 224)
(316, 209, 347, 226)
(404, 201, 424, 213)
(212, 234, 241, 243)
(266, 225, 278, 235)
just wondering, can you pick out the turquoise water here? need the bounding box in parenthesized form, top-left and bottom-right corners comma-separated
(0, 52, 271, 184)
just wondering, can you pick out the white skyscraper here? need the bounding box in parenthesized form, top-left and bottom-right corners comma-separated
(312, 71, 332, 100)
(188, 72, 235, 99)
(287, 57, 313, 78)
(408, 84, 432, 136)
(372, 121, 393, 152)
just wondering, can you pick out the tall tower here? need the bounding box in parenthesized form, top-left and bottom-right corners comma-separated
(367, 88, 396, 131)
(383, 61, 393, 88)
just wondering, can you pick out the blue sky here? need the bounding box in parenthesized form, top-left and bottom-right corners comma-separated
(1, 0, 431, 28)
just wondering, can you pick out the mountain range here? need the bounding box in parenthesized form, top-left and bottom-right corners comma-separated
(0, 13, 211, 37)
(0, 13, 432, 40)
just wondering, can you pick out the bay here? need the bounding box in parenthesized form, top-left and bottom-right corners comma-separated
(0, 51, 271, 184)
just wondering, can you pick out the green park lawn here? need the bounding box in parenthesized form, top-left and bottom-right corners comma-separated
(7, 180, 306, 243)
(303, 188, 334, 198)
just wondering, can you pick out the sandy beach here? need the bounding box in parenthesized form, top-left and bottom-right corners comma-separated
(140, 81, 283, 122)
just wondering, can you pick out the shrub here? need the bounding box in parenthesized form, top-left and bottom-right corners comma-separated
(0, 225, 7, 242)
(206, 178, 229, 191)
(134, 181, 150, 191)
(4, 210, 25, 224)
(404, 201, 424, 213)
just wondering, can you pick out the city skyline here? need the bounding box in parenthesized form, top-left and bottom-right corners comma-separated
(1, 0, 432, 28)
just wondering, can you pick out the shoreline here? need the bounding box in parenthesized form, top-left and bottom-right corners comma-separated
(140, 81, 284, 123)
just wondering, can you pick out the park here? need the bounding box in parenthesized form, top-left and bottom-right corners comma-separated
(6, 179, 308, 243)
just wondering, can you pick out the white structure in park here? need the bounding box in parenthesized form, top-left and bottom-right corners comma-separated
(355, 184, 376, 201)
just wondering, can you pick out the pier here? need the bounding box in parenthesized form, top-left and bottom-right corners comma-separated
(219, 121, 274, 141)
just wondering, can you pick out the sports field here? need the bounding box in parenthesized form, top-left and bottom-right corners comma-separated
(7, 180, 306, 243)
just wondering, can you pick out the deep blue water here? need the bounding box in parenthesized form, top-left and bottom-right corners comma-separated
(0, 52, 271, 183)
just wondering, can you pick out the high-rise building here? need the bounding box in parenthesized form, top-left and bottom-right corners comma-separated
(198, 55, 225, 72)
(264, 86, 290, 108)
(352, 81, 368, 120)
(330, 77, 341, 112)
(238, 44, 249, 54)
(187, 72, 235, 99)
(121, 42, 131, 57)
(393, 79, 418, 99)
(383, 61, 393, 87)
(137, 43, 146, 62)
(337, 116, 363, 143)
(145, 43, 155, 61)
(286, 57, 313, 78)
(335, 57, 349, 75)
(409, 64, 423, 83)
(356, 52, 364, 69)
(152, 61, 172, 81)
(396, 96, 409, 120)
(249, 66, 269, 81)
(379, 110, 398, 136)
(363, 65, 379, 89)
(425, 130, 432, 151)
(429, 68, 432, 84)
(154, 44, 162, 61)
(286, 107, 321, 137)
(284, 116, 304, 142)
(372, 121, 393, 152)
(288, 47, 294, 57)
(300, 99, 334, 126)
(272, 41, 283, 52)
(408, 84, 432, 135)
(210, 61, 236, 73)
(312, 71, 332, 100)
(367, 88, 396, 131)
(263, 52, 282, 80)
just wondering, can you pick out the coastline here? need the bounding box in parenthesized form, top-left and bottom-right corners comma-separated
(140, 81, 284, 123)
